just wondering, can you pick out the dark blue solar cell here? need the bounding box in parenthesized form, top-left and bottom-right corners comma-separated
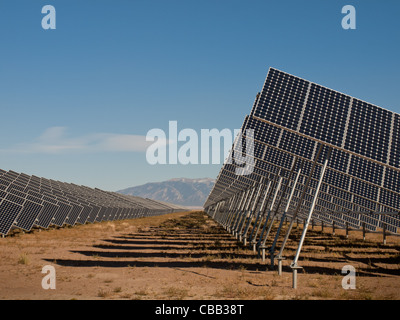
(345, 99, 391, 163)
(389, 114, 400, 168)
(14, 200, 43, 231)
(253, 69, 309, 131)
(299, 84, 350, 146)
(0, 200, 23, 235)
(349, 156, 384, 186)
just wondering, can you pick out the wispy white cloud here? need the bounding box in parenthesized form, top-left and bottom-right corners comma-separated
(0, 127, 158, 154)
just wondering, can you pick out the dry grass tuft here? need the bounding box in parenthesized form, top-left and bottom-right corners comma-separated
(98, 288, 112, 298)
(18, 253, 30, 265)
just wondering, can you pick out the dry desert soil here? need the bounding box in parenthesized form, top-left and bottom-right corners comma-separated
(0, 211, 399, 300)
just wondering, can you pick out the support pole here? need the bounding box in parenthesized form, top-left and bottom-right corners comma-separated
(212, 202, 222, 220)
(257, 177, 282, 260)
(249, 181, 273, 250)
(243, 182, 264, 246)
(290, 147, 332, 289)
(227, 191, 246, 231)
(237, 186, 257, 240)
(231, 190, 250, 234)
(278, 258, 284, 275)
(222, 195, 236, 228)
(259, 177, 283, 261)
(256, 158, 300, 266)
(275, 144, 324, 274)
(383, 223, 387, 245)
(235, 188, 255, 235)
(270, 165, 302, 269)
(362, 222, 366, 241)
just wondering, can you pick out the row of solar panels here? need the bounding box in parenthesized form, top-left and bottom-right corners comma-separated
(0, 168, 186, 236)
(204, 68, 400, 237)
(209, 160, 399, 234)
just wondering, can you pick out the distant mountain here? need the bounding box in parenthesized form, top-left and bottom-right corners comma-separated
(117, 178, 215, 208)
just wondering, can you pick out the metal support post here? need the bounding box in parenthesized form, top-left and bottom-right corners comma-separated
(213, 202, 222, 220)
(258, 177, 283, 261)
(277, 256, 285, 275)
(249, 181, 272, 247)
(257, 159, 300, 267)
(226, 192, 245, 231)
(275, 144, 324, 274)
(242, 183, 264, 246)
(290, 147, 332, 289)
(230, 190, 249, 234)
(362, 222, 366, 241)
(270, 166, 302, 269)
(239, 185, 259, 240)
(383, 223, 387, 245)
(257, 177, 282, 260)
(232, 188, 252, 236)
(236, 186, 256, 240)
(222, 195, 236, 228)
(292, 266, 302, 289)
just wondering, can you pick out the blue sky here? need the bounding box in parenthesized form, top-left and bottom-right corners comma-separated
(0, 0, 399, 191)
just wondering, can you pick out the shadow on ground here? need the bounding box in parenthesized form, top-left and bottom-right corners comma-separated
(46, 211, 400, 278)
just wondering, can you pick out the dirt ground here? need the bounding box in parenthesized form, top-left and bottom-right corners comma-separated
(0, 211, 399, 300)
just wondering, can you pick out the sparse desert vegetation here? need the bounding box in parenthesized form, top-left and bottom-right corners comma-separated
(0, 211, 399, 300)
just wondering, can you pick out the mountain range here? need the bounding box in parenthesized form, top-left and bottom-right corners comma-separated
(117, 178, 215, 208)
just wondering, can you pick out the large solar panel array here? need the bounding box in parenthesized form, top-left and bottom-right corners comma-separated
(0, 169, 186, 236)
(204, 68, 400, 272)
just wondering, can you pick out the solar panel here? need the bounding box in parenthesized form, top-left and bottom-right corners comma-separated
(14, 200, 44, 232)
(35, 201, 59, 229)
(64, 203, 83, 226)
(205, 68, 400, 278)
(75, 204, 92, 225)
(207, 70, 399, 211)
(51, 201, 72, 227)
(86, 205, 100, 223)
(95, 207, 108, 222)
(5, 193, 25, 206)
(0, 199, 23, 235)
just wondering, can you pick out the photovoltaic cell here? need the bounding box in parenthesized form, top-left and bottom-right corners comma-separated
(75, 205, 92, 224)
(35, 202, 59, 228)
(0, 168, 185, 236)
(253, 68, 309, 131)
(52, 202, 72, 227)
(389, 114, 400, 168)
(299, 84, 350, 146)
(14, 200, 44, 231)
(5, 193, 25, 205)
(86, 205, 100, 223)
(0, 200, 23, 235)
(64, 203, 83, 226)
(95, 207, 107, 222)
